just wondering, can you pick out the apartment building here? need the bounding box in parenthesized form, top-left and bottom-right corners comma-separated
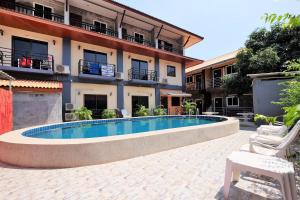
(185, 50, 253, 115)
(0, 0, 203, 119)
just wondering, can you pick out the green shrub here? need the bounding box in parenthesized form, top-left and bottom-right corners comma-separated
(74, 107, 93, 120)
(254, 114, 277, 125)
(153, 105, 166, 116)
(102, 109, 117, 119)
(283, 104, 300, 127)
(135, 105, 149, 117)
(183, 101, 197, 115)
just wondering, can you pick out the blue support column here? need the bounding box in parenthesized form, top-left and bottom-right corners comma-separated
(155, 56, 160, 106)
(117, 49, 124, 109)
(62, 37, 71, 121)
(181, 63, 186, 91)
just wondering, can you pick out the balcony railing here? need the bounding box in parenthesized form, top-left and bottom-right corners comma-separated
(207, 77, 222, 88)
(78, 59, 116, 77)
(0, 47, 54, 71)
(70, 20, 118, 38)
(0, 1, 64, 23)
(123, 34, 155, 48)
(128, 68, 158, 82)
(158, 44, 183, 55)
(214, 107, 253, 117)
(186, 82, 203, 91)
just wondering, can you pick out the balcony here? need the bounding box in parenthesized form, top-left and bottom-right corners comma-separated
(0, 47, 54, 75)
(186, 82, 204, 91)
(128, 68, 158, 85)
(0, 1, 64, 24)
(78, 59, 117, 81)
(158, 43, 183, 55)
(122, 34, 155, 48)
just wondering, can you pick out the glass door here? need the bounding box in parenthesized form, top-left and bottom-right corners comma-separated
(84, 94, 107, 119)
(132, 96, 149, 116)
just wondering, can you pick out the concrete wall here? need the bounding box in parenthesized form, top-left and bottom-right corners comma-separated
(13, 92, 62, 130)
(159, 59, 182, 86)
(70, 82, 117, 110)
(252, 78, 290, 116)
(71, 40, 117, 76)
(0, 26, 63, 66)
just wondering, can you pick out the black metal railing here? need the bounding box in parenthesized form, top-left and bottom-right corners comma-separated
(158, 43, 183, 55)
(0, 47, 54, 71)
(207, 77, 223, 88)
(78, 59, 116, 77)
(128, 68, 158, 81)
(186, 82, 203, 91)
(123, 34, 155, 48)
(214, 107, 253, 116)
(0, 1, 64, 23)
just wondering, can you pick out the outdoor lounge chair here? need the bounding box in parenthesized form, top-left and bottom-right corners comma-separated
(224, 151, 297, 200)
(240, 120, 300, 158)
(121, 109, 130, 118)
(257, 124, 288, 136)
(249, 125, 288, 145)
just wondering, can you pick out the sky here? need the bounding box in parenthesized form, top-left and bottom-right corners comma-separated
(115, 0, 299, 60)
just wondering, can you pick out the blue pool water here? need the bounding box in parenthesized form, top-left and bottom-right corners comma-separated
(23, 116, 224, 139)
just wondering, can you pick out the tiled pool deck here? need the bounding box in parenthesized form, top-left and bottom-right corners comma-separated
(0, 126, 298, 200)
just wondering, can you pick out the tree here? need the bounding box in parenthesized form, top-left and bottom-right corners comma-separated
(264, 13, 300, 28)
(223, 24, 300, 95)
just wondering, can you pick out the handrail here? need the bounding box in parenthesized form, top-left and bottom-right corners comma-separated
(0, 1, 64, 23)
(0, 46, 54, 71)
(70, 20, 118, 37)
(158, 43, 183, 55)
(123, 34, 155, 47)
(78, 59, 116, 77)
(128, 68, 158, 81)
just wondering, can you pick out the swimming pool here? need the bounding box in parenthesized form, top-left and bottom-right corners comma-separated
(0, 116, 239, 168)
(23, 116, 222, 139)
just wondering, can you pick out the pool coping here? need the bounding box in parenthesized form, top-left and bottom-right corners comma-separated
(0, 115, 240, 168)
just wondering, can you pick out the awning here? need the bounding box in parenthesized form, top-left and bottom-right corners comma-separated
(0, 80, 63, 89)
(161, 91, 192, 97)
(0, 70, 15, 80)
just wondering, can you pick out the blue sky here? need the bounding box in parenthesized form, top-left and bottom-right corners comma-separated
(116, 0, 299, 60)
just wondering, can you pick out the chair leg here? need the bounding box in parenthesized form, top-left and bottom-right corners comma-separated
(224, 159, 233, 200)
(232, 169, 240, 182)
(278, 176, 287, 200)
(288, 173, 298, 200)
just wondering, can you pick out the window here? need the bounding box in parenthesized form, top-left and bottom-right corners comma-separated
(12, 36, 49, 69)
(132, 96, 149, 116)
(132, 59, 148, 80)
(134, 33, 144, 44)
(186, 76, 193, 83)
(226, 96, 239, 107)
(84, 94, 107, 119)
(172, 97, 180, 106)
(167, 65, 176, 77)
(158, 39, 173, 52)
(84, 50, 107, 64)
(34, 3, 52, 20)
(226, 65, 236, 74)
(94, 21, 107, 34)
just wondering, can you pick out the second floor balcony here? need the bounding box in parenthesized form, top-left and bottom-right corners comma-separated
(0, 47, 54, 75)
(78, 59, 116, 81)
(128, 68, 158, 84)
(186, 82, 204, 91)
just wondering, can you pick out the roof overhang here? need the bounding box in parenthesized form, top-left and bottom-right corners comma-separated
(161, 91, 192, 97)
(0, 9, 202, 68)
(0, 70, 15, 80)
(248, 71, 300, 79)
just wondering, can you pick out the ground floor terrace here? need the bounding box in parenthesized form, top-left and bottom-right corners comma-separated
(0, 126, 298, 200)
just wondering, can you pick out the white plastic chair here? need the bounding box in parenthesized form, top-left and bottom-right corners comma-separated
(224, 151, 297, 200)
(257, 125, 288, 136)
(121, 109, 130, 118)
(240, 120, 300, 158)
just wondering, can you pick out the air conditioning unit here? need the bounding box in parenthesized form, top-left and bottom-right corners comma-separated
(65, 113, 77, 121)
(116, 72, 124, 80)
(160, 78, 168, 84)
(65, 103, 74, 111)
(54, 64, 70, 74)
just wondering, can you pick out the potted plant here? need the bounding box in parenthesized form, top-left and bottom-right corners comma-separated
(74, 107, 93, 120)
(183, 101, 197, 115)
(135, 105, 150, 116)
(153, 105, 167, 116)
(102, 109, 117, 119)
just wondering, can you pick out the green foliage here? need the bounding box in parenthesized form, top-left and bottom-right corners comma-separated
(273, 79, 300, 108)
(285, 59, 300, 72)
(135, 105, 150, 117)
(101, 109, 117, 119)
(223, 24, 300, 95)
(254, 114, 277, 125)
(153, 105, 166, 116)
(183, 101, 197, 115)
(283, 104, 300, 127)
(264, 13, 300, 28)
(74, 107, 93, 120)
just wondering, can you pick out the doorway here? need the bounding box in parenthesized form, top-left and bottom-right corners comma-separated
(84, 94, 107, 119)
(213, 69, 222, 88)
(195, 99, 203, 114)
(214, 97, 223, 113)
(132, 96, 149, 116)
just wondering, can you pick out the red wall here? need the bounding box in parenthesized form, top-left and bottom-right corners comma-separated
(0, 89, 13, 134)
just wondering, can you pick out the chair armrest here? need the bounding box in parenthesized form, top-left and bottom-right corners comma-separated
(254, 135, 282, 142)
(250, 141, 277, 149)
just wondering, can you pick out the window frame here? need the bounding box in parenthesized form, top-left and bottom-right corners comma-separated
(93, 20, 107, 34)
(134, 32, 144, 44)
(33, 2, 54, 20)
(167, 65, 176, 77)
(225, 65, 236, 75)
(171, 97, 181, 107)
(226, 96, 239, 107)
(186, 76, 193, 83)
